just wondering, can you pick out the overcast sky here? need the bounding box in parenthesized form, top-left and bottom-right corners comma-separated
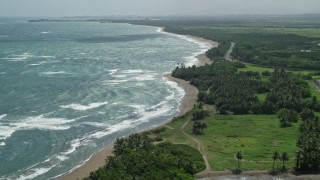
(1, 0, 319, 17)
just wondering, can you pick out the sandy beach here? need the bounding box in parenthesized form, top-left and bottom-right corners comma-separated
(60, 28, 218, 180)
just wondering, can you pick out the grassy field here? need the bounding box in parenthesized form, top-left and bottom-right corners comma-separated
(308, 81, 320, 100)
(145, 104, 300, 171)
(144, 62, 319, 172)
(238, 63, 274, 73)
(197, 113, 299, 171)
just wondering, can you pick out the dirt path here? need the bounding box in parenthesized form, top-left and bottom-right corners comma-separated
(224, 42, 235, 61)
(180, 117, 212, 174)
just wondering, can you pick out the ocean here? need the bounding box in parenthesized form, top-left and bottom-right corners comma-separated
(0, 18, 211, 179)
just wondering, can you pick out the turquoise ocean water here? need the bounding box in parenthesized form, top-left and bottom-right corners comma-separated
(0, 18, 211, 179)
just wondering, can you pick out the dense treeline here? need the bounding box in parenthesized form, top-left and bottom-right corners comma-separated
(105, 18, 320, 174)
(231, 34, 320, 70)
(172, 61, 320, 172)
(296, 113, 320, 172)
(173, 62, 261, 114)
(167, 27, 320, 70)
(111, 19, 320, 70)
(172, 62, 320, 117)
(86, 134, 205, 180)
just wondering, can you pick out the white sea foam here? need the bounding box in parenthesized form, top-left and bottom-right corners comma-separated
(131, 74, 157, 81)
(41, 31, 51, 34)
(49, 102, 175, 179)
(147, 101, 167, 111)
(0, 114, 7, 120)
(38, 55, 55, 59)
(2, 53, 34, 61)
(0, 115, 75, 141)
(107, 69, 117, 75)
(60, 101, 108, 111)
(121, 69, 144, 74)
(56, 155, 68, 161)
(163, 75, 186, 110)
(74, 102, 173, 142)
(16, 167, 53, 180)
(157, 27, 212, 67)
(0, 142, 5, 146)
(100, 80, 128, 85)
(145, 50, 156, 54)
(40, 71, 67, 75)
(64, 138, 82, 155)
(110, 69, 158, 82)
(81, 122, 108, 128)
(29, 60, 54, 66)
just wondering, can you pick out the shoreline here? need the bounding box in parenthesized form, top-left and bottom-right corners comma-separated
(60, 27, 218, 180)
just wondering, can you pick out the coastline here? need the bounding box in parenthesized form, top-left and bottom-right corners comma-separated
(60, 27, 218, 180)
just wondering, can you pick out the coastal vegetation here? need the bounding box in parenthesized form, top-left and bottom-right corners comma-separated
(87, 16, 320, 178)
(86, 134, 205, 180)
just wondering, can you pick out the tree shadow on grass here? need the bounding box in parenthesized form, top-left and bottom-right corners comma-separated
(232, 169, 243, 175)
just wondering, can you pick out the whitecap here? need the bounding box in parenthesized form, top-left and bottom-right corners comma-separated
(145, 50, 156, 54)
(55, 155, 68, 161)
(60, 101, 108, 111)
(157, 27, 213, 67)
(146, 101, 167, 111)
(111, 70, 158, 82)
(100, 80, 128, 85)
(130, 73, 157, 81)
(121, 69, 144, 74)
(64, 138, 82, 155)
(0, 114, 7, 120)
(107, 69, 117, 75)
(38, 55, 55, 59)
(0, 142, 5, 146)
(16, 167, 53, 180)
(40, 71, 67, 75)
(163, 75, 185, 106)
(2, 57, 28, 61)
(2, 53, 34, 62)
(0, 115, 75, 141)
(41, 31, 51, 34)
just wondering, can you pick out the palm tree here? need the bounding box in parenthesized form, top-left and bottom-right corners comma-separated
(280, 152, 289, 169)
(236, 151, 244, 169)
(202, 122, 208, 132)
(113, 138, 126, 156)
(272, 151, 280, 170)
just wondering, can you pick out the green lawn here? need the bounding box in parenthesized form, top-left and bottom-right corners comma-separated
(147, 104, 300, 171)
(238, 63, 274, 73)
(308, 80, 320, 100)
(195, 114, 299, 171)
(146, 110, 198, 149)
